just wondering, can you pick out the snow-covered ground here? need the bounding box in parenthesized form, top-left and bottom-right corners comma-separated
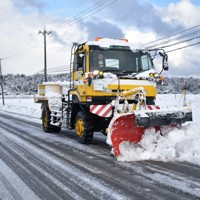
(0, 95, 41, 119)
(0, 94, 200, 165)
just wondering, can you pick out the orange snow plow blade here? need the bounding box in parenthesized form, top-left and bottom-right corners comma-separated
(109, 114, 146, 157)
(108, 107, 192, 157)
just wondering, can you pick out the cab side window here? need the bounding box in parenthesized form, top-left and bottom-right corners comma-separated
(75, 52, 85, 71)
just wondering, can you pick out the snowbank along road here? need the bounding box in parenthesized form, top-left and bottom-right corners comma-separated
(0, 111, 200, 200)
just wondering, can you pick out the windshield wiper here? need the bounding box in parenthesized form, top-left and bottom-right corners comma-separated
(103, 69, 121, 72)
(117, 70, 137, 78)
(103, 69, 125, 76)
(122, 70, 137, 74)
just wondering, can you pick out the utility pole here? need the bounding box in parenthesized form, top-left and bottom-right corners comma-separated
(0, 59, 5, 105)
(39, 26, 51, 82)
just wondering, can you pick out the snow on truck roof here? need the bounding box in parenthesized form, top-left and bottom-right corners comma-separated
(86, 38, 137, 49)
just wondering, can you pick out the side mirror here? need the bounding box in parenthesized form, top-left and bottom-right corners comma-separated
(76, 53, 85, 71)
(163, 60, 169, 71)
(159, 52, 164, 57)
(159, 52, 169, 71)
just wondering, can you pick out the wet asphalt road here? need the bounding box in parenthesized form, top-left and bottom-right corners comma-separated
(0, 111, 200, 200)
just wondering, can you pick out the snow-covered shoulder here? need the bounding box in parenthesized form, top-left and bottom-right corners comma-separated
(0, 96, 41, 120)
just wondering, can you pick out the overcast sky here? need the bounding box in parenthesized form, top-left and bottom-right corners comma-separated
(0, 0, 200, 77)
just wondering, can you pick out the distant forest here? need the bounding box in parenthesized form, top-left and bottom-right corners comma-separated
(2, 74, 69, 95)
(1, 73, 200, 95)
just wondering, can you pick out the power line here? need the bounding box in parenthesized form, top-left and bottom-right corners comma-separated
(33, 1, 119, 76)
(48, 0, 109, 30)
(141, 23, 200, 53)
(4, 45, 39, 60)
(2, 0, 118, 62)
(3, 35, 40, 60)
(156, 34, 200, 49)
(3, 1, 103, 60)
(142, 24, 200, 47)
(35, 65, 71, 74)
(49, 0, 118, 31)
(145, 28, 200, 49)
(166, 40, 200, 53)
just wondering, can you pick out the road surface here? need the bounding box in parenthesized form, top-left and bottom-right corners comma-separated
(0, 111, 200, 200)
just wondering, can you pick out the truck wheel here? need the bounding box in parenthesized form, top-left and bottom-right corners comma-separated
(75, 111, 94, 144)
(42, 107, 61, 133)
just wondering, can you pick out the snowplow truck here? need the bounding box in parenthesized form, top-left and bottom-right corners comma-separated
(34, 38, 192, 157)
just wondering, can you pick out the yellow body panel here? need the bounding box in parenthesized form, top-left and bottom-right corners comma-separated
(38, 85, 46, 96)
(71, 84, 156, 103)
(74, 70, 83, 81)
(85, 46, 90, 72)
(108, 84, 156, 97)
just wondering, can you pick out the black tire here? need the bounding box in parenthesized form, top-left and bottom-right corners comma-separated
(74, 111, 94, 144)
(100, 129, 107, 136)
(42, 107, 61, 133)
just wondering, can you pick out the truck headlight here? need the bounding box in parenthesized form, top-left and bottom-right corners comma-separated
(154, 73, 159, 78)
(92, 70, 104, 78)
(92, 70, 99, 76)
(149, 72, 159, 78)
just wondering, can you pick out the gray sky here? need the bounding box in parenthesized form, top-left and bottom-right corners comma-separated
(0, 0, 200, 77)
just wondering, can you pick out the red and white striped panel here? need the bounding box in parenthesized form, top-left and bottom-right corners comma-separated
(147, 105, 160, 110)
(90, 104, 112, 118)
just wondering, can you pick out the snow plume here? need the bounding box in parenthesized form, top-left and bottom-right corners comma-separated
(118, 123, 200, 165)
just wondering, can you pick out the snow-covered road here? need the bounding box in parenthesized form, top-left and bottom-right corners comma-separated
(0, 110, 200, 199)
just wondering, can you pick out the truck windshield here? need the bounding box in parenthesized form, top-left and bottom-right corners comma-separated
(89, 49, 154, 74)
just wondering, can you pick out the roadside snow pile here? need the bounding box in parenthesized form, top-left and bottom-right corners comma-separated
(0, 96, 41, 118)
(118, 123, 200, 165)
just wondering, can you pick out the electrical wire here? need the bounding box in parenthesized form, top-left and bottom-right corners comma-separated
(142, 24, 200, 46)
(145, 28, 200, 49)
(3, 0, 118, 61)
(3, 35, 41, 60)
(142, 24, 200, 54)
(156, 35, 200, 49)
(48, 0, 109, 30)
(166, 40, 200, 53)
(36, 65, 71, 74)
(50, 0, 118, 31)
(4, 45, 39, 60)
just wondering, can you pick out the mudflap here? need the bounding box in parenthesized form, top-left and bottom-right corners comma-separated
(108, 113, 146, 157)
